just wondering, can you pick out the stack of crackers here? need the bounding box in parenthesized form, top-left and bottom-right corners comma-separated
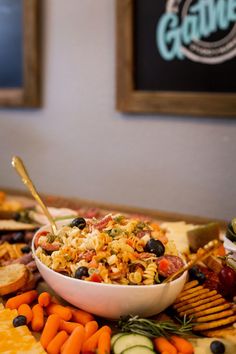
(0, 242, 26, 264)
(174, 280, 236, 336)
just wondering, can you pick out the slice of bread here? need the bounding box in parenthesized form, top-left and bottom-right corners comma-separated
(0, 219, 36, 231)
(0, 263, 29, 296)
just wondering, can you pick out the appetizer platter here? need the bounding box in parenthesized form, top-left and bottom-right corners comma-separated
(1, 188, 236, 354)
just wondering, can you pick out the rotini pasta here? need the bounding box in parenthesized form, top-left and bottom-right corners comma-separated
(143, 262, 157, 285)
(128, 271, 143, 284)
(35, 214, 183, 285)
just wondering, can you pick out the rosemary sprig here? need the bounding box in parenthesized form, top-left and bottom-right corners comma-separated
(118, 315, 193, 338)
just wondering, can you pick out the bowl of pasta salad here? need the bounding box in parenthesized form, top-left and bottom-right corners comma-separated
(32, 214, 187, 319)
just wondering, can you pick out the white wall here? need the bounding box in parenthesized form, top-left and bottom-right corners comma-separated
(0, 0, 236, 221)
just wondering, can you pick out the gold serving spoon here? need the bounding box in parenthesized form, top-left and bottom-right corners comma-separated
(12, 156, 57, 234)
(163, 239, 220, 283)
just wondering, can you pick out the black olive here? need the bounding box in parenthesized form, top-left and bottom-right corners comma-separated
(75, 266, 89, 279)
(70, 217, 86, 230)
(189, 265, 200, 278)
(196, 272, 206, 284)
(144, 239, 165, 257)
(158, 274, 167, 282)
(210, 340, 225, 354)
(13, 315, 27, 327)
(9, 232, 25, 244)
(189, 266, 206, 284)
(21, 245, 31, 254)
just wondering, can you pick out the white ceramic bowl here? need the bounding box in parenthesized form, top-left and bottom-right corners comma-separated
(32, 222, 187, 319)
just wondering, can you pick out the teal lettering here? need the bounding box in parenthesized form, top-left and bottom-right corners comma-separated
(216, 0, 229, 30)
(181, 15, 199, 44)
(207, 0, 218, 34)
(228, 0, 236, 21)
(157, 13, 184, 60)
(156, 0, 236, 61)
(190, 0, 213, 37)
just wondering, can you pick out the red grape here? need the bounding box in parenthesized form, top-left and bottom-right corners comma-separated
(218, 265, 236, 289)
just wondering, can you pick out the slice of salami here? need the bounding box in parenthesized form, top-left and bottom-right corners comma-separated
(94, 215, 112, 231)
(156, 255, 184, 277)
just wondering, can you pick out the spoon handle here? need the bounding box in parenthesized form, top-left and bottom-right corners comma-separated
(163, 239, 220, 283)
(12, 156, 57, 234)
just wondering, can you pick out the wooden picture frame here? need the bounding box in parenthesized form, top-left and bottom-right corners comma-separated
(0, 0, 41, 107)
(116, 0, 236, 116)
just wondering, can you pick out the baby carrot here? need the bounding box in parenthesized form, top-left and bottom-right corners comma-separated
(31, 304, 44, 332)
(40, 314, 61, 349)
(61, 325, 85, 354)
(60, 320, 83, 334)
(97, 329, 111, 354)
(84, 320, 99, 341)
(60, 338, 68, 353)
(154, 337, 177, 354)
(5, 290, 38, 309)
(47, 330, 69, 354)
(68, 306, 94, 325)
(18, 304, 33, 324)
(38, 291, 51, 307)
(46, 303, 72, 321)
(82, 326, 111, 353)
(170, 335, 194, 354)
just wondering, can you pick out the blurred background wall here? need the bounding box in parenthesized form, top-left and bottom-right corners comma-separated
(0, 0, 236, 221)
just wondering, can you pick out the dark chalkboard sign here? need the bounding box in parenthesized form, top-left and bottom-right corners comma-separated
(0, 0, 40, 107)
(116, 0, 236, 116)
(0, 0, 23, 88)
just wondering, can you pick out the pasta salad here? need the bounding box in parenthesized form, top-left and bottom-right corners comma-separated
(35, 214, 184, 285)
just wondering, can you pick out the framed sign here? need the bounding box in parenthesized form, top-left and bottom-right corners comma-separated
(116, 0, 236, 116)
(0, 0, 41, 107)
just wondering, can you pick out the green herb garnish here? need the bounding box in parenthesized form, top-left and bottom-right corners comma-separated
(47, 234, 56, 243)
(136, 222, 147, 230)
(118, 315, 193, 338)
(114, 215, 125, 223)
(109, 228, 122, 237)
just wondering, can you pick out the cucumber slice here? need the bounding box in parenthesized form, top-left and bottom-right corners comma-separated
(113, 333, 153, 354)
(121, 346, 156, 354)
(111, 333, 127, 349)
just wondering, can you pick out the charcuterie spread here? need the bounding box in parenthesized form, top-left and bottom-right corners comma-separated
(1, 191, 236, 354)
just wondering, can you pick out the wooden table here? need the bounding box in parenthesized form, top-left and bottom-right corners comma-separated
(1, 187, 228, 229)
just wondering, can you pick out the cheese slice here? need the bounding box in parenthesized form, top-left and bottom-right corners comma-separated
(0, 326, 46, 353)
(0, 308, 18, 330)
(0, 306, 46, 354)
(190, 337, 236, 354)
(161, 221, 196, 254)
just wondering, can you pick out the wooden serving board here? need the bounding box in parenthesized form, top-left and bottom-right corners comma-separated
(0, 188, 232, 353)
(1, 187, 227, 228)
